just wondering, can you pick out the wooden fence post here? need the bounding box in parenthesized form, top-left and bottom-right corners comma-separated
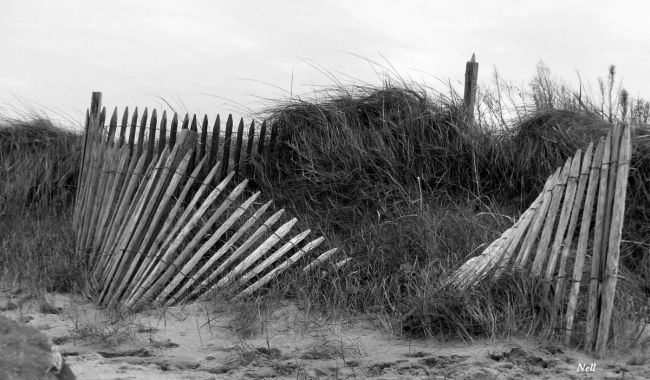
(463, 53, 479, 123)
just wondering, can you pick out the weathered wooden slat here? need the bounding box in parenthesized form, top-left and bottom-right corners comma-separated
(125, 161, 221, 298)
(257, 120, 267, 157)
(268, 121, 278, 157)
(159, 111, 167, 155)
(73, 108, 93, 230)
(220, 115, 233, 181)
(155, 190, 262, 304)
(233, 118, 245, 180)
(107, 107, 118, 146)
(146, 109, 157, 164)
(530, 159, 572, 277)
(235, 241, 331, 300)
(596, 124, 631, 357)
(137, 108, 148, 157)
(169, 112, 178, 149)
(564, 139, 604, 345)
(585, 132, 612, 351)
(112, 148, 195, 304)
(124, 172, 237, 307)
(188, 115, 198, 175)
(118, 107, 128, 148)
(186, 209, 285, 301)
(200, 114, 208, 163)
(245, 120, 256, 178)
(209, 114, 221, 167)
(515, 171, 559, 268)
(167, 200, 273, 305)
(542, 150, 583, 300)
(128, 108, 138, 155)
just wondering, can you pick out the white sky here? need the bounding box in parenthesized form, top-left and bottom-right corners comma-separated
(1, 0, 649, 127)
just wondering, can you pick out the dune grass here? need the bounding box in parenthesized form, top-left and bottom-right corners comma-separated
(1, 65, 648, 347)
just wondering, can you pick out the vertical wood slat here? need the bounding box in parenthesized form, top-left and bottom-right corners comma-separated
(159, 111, 167, 155)
(245, 120, 256, 178)
(128, 108, 139, 155)
(118, 107, 128, 148)
(169, 113, 178, 149)
(79, 107, 108, 253)
(220, 114, 234, 181)
(137, 108, 148, 157)
(107, 107, 118, 146)
(188, 115, 198, 175)
(585, 132, 612, 351)
(600, 125, 622, 279)
(181, 114, 189, 130)
(257, 120, 267, 157)
(233, 118, 245, 180)
(209, 115, 221, 168)
(73, 95, 96, 230)
(596, 124, 631, 357)
(147, 109, 157, 164)
(564, 138, 604, 345)
(200, 115, 208, 162)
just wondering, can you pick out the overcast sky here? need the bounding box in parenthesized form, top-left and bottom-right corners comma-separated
(1, 0, 648, 127)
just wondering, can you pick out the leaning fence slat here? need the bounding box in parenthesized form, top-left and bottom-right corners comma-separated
(268, 121, 278, 157)
(595, 124, 631, 357)
(125, 161, 220, 297)
(167, 200, 274, 305)
(547, 143, 593, 335)
(124, 172, 236, 307)
(585, 131, 612, 351)
(515, 171, 558, 268)
(237, 229, 312, 287)
(235, 242, 332, 300)
(73, 109, 92, 229)
(211, 218, 297, 292)
(303, 247, 337, 273)
(155, 191, 262, 304)
(93, 152, 146, 275)
(98, 151, 165, 304)
(186, 209, 285, 301)
(542, 150, 582, 299)
(565, 138, 604, 345)
(144, 179, 250, 305)
(113, 149, 194, 303)
(530, 159, 572, 277)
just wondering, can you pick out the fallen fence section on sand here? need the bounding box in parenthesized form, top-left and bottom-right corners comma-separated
(448, 123, 633, 357)
(73, 92, 341, 310)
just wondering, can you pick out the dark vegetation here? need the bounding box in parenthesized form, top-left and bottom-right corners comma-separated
(1, 63, 648, 346)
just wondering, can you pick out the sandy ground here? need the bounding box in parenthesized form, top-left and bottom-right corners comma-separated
(1, 287, 649, 380)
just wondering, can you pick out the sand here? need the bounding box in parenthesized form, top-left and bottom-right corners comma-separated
(1, 287, 648, 380)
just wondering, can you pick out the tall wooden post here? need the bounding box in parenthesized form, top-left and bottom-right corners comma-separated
(463, 53, 479, 124)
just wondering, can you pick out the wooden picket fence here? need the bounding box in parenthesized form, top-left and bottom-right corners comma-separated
(73, 92, 339, 309)
(448, 123, 633, 357)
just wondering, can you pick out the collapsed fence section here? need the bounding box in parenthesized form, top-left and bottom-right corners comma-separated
(73, 92, 340, 309)
(448, 123, 633, 357)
